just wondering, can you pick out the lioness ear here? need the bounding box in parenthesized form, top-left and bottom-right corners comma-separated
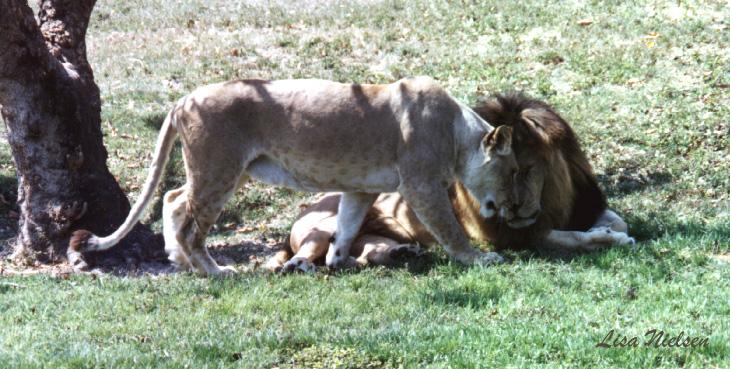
(520, 108, 551, 144)
(484, 125, 513, 156)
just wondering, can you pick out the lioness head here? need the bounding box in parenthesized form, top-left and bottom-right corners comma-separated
(462, 125, 518, 219)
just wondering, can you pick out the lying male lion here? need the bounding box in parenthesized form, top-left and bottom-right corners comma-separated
(68, 77, 522, 275)
(267, 93, 635, 273)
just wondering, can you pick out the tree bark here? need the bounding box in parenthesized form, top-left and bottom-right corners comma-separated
(0, 0, 163, 266)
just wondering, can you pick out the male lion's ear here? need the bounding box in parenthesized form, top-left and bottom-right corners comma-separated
(484, 125, 513, 156)
(520, 108, 552, 145)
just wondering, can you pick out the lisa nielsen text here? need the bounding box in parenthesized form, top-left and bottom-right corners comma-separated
(596, 329, 710, 348)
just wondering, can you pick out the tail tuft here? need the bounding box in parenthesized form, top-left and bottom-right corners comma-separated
(69, 229, 94, 252)
(68, 229, 95, 271)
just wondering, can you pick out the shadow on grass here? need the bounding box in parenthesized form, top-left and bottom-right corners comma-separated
(626, 212, 730, 243)
(420, 271, 505, 308)
(422, 283, 503, 308)
(209, 238, 285, 265)
(597, 168, 672, 198)
(141, 111, 169, 131)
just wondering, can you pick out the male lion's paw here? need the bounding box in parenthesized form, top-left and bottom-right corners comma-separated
(388, 244, 425, 261)
(280, 257, 317, 274)
(615, 232, 636, 246)
(474, 251, 506, 267)
(589, 227, 636, 246)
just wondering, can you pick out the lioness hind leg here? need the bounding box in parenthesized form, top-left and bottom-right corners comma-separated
(178, 175, 246, 276)
(162, 186, 192, 271)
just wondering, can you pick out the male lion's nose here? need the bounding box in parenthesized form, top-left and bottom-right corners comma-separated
(485, 200, 496, 211)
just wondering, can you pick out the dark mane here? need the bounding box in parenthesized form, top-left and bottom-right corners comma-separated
(472, 92, 607, 248)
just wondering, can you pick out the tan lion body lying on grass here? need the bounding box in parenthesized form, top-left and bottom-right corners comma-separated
(69, 77, 523, 275)
(268, 93, 635, 273)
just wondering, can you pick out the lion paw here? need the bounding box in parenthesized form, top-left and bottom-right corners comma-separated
(617, 233, 636, 246)
(280, 257, 317, 273)
(474, 251, 505, 266)
(589, 227, 636, 246)
(388, 244, 424, 261)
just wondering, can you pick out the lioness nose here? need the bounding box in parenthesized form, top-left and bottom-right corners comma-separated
(485, 200, 496, 211)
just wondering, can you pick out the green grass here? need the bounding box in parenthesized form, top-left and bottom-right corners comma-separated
(1, 0, 729, 367)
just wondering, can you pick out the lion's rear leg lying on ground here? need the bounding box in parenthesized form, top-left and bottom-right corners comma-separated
(267, 231, 422, 273)
(266, 195, 423, 273)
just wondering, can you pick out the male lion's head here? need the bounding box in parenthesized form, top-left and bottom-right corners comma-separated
(474, 93, 591, 229)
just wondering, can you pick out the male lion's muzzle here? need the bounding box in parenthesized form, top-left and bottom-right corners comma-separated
(503, 206, 540, 229)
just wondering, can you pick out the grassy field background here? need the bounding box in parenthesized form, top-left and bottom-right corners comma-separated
(1, 0, 729, 367)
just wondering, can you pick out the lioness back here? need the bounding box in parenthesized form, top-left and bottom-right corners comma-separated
(176, 77, 459, 193)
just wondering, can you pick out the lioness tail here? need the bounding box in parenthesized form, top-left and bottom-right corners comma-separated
(68, 109, 178, 268)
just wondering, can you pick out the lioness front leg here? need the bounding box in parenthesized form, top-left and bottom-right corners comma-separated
(399, 183, 504, 266)
(325, 192, 378, 269)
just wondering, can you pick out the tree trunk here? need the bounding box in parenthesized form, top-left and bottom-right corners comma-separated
(0, 0, 163, 267)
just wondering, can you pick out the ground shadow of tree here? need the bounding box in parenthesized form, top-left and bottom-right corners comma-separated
(596, 165, 728, 241)
(597, 168, 672, 199)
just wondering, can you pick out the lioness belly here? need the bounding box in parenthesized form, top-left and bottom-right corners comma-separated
(246, 154, 400, 193)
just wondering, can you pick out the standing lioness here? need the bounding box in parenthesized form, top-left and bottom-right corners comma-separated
(69, 77, 518, 276)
